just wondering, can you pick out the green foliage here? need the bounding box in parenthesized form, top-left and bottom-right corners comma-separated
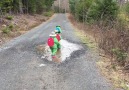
(28, 0, 54, 14)
(69, 0, 76, 14)
(6, 15, 13, 20)
(69, 0, 119, 23)
(125, 2, 129, 14)
(0, 0, 54, 14)
(28, 0, 36, 14)
(12, 0, 19, 13)
(35, 0, 45, 14)
(2, 27, 10, 34)
(43, 11, 54, 17)
(8, 24, 14, 30)
(69, 0, 94, 21)
(53, 6, 66, 13)
(44, 0, 54, 10)
(0, 0, 13, 13)
(76, 0, 94, 21)
(87, 0, 119, 23)
(112, 48, 127, 61)
(75, 1, 84, 21)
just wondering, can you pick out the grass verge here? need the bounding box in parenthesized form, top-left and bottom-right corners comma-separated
(67, 13, 129, 90)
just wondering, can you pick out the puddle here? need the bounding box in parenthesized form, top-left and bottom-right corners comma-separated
(36, 39, 82, 62)
(60, 40, 82, 61)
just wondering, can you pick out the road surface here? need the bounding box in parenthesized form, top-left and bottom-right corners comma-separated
(0, 14, 113, 90)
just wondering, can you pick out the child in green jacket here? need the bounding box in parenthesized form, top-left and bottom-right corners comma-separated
(48, 32, 60, 58)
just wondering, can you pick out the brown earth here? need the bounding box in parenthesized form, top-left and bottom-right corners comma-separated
(0, 14, 52, 46)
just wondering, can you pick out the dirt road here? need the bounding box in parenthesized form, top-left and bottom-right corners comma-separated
(0, 14, 113, 90)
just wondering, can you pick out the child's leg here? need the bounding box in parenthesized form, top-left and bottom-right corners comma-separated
(52, 48, 58, 56)
(50, 46, 61, 62)
(57, 43, 61, 49)
(50, 44, 58, 56)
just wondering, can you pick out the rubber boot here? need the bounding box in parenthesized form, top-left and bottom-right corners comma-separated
(52, 55, 61, 63)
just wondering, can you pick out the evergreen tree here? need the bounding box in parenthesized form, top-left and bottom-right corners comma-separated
(69, 0, 94, 21)
(0, 0, 13, 13)
(0, 0, 54, 14)
(87, 0, 119, 23)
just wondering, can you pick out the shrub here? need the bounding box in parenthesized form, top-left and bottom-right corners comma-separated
(8, 24, 14, 30)
(6, 15, 13, 20)
(2, 27, 10, 34)
(69, 0, 94, 21)
(112, 48, 127, 65)
(87, 0, 119, 23)
(43, 11, 54, 17)
(125, 2, 129, 14)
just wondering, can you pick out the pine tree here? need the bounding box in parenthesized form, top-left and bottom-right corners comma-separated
(87, 0, 119, 23)
(0, 0, 54, 14)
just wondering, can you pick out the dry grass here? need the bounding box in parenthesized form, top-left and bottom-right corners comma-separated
(68, 13, 129, 90)
(97, 56, 129, 89)
(0, 14, 52, 46)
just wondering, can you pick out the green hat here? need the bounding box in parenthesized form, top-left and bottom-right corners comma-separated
(56, 25, 60, 27)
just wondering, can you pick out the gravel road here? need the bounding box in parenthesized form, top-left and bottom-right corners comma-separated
(0, 14, 114, 90)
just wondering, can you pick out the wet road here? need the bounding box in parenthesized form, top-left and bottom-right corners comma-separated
(0, 14, 113, 90)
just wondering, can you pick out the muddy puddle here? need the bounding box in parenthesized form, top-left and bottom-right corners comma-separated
(36, 39, 82, 62)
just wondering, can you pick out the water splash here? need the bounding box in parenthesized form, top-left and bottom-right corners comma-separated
(60, 40, 82, 61)
(38, 39, 82, 62)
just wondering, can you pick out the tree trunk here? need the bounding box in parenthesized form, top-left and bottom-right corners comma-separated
(0, 7, 3, 23)
(19, 0, 23, 14)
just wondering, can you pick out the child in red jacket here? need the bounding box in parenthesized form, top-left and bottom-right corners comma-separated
(55, 30, 61, 49)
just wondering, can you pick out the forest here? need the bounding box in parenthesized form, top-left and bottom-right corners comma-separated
(0, 0, 55, 44)
(0, 0, 54, 14)
(69, 0, 129, 67)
